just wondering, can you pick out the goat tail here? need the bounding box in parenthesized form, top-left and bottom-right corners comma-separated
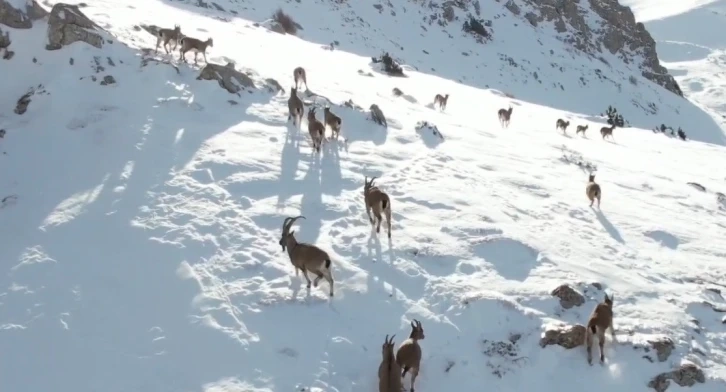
(381, 198, 388, 211)
(324, 259, 331, 269)
(588, 321, 597, 335)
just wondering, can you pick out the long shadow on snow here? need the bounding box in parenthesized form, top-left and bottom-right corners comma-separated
(593, 208, 625, 244)
(0, 45, 278, 392)
(157, 0, 726, 145)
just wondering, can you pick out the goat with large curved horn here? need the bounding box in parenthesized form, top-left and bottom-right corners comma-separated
(278, 215, 334, 296)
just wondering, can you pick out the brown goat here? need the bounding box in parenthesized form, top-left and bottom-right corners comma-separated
(323, 106, 342, 140)
(586, 294, 615, 365)
(287, 87, 304, 127)
(294, 66, 308, 90)
(364, 176, 392, 239)
(178, 36, 213, 65)
(433, 94, 449, 111)
(600, 124, 616, 140)
(307, 107, 325, 153)
(378, 334, 403, 392)
(498, 105, 513, 128)
(155, 24, 182, 54)
(396, 319, 425, 392)
(576, 124, 588, 136)
(556, 118, 570, 133)
(278, 216, 335, 296)
(586, 173, 601, 208)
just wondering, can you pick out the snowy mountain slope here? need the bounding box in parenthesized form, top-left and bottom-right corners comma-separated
(621, 0, 726, 134)
(1, 1, 726, 392)
(154, 0, 726, 145)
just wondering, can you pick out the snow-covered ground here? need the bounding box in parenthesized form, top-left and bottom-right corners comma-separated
(622, 0, 726, 132)
(1, 0, 725, 391)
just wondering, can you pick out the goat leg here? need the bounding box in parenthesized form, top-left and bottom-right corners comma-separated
(301, 269, 312, 288)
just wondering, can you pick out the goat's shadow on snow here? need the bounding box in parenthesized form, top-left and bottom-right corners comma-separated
(276, 122, 302, 207)
(593, 208, 625, 244)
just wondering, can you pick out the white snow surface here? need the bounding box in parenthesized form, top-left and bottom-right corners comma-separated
(1, 0, 726, 392)
(621, 0, 726, 143)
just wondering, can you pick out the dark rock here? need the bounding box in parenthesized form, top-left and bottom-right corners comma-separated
(648, 364, 705, 392)
(197, 62, 255, 94)
(369, 104, 387, 127)
(540, 324, 586, 349)
(647, 337, 675, 362)
(0, 0, 46, 29)
(100, 75, 116, 85)
(46, 3, 104, 50)
(551, 284, 585, 309)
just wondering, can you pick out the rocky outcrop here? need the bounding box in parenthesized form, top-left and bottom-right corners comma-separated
(551, 284, 585, 309)
(504, 0, 682, 97)
(648, 364, 705, 392)
(46, 3, 104, 50)
(197, 62, 255, 94)
(0, 0, 47, 29)
(540, 324, 586, 349)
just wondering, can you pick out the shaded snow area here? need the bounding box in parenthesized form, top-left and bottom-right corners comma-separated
(1, 0, 725, 392)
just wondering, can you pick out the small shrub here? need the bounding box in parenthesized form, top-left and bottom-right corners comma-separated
(629, 75, 637, 85)
(653, 123, 687, 141)
(371, 52, 404, 77)
(603, 105, 625, 127)
(273, 8, 298, 35)
(463, 16, 490, 39)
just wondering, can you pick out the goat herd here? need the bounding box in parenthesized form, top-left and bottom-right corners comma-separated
(154, 24, 617, 391)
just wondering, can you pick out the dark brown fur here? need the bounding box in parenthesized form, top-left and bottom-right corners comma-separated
(600, 124, 616, 140)
(586, 294, 615, 365)
(364, 176, 392, 239)
(396, 320, 425, 392)
(576, 124, 588, 136)
(556, 118, 570, 133)
(307, 107, 325, 153)
(323, 106, 342, 140)
(498, 106, 513, 128)
(433, 94, 449, 111)
(278, 216, 334, 296)
(378, 334, 403, 392)
(287, 87, 304, 127)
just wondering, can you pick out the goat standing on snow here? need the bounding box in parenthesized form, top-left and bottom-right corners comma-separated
(586, 294, 616, 365)
(378, 334, 403, 392)
(396, 319, 425, 392)
(498, 105, 513, 128)
(364, 176, 392, 239)
(278, 216, 335, 296)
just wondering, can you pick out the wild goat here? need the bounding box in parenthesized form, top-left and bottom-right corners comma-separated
(155, 24, 182, 54)
(378, 334, 403, 392)
(586, 294, 615, 365)
(324, 106, 342, 140)
(396, 319, 425, 392)
(433, 93, 449, 111)
(600, 124, 616, 140)
(179, 36, 213, 65)
(576, 124, 588, 136)
(278, 216, 335, 296)
(307, 107, 325, 153)
(556, 118, 570, 133)
(287, 87, 304, 127)
(294, 66, 308, 90)
(370, 104, 387, 127)
(586, 173, 601, 208)
(498, 105, 513, 128)
(364, 176, 392, 239)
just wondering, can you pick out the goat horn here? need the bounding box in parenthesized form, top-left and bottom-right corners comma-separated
(389, 334, 395, 343)
(286, 215, 306, 233)
(282, 217, 293, 234)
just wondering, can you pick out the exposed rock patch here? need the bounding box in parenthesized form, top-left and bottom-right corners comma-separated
(46, 3, 105, 50)
(540, 324, 586, 349)
(551, 284, 585, 309)
(0, 0, 47, 29)
(197, 62, 255, 94)
(648, 364, 705, 392)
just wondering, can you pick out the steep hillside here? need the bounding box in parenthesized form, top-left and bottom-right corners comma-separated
(621, 0, 726, 135)
(1, 1, 725, 392)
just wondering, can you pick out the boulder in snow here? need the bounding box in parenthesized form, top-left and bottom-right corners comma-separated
(197, 62, 255, 94)
(648, 363, 705, 392)
(0, 0, 47, 29)
(551, 284, 585, 309)
(539, 324, 586, 349)
(46, 3, 104, 50)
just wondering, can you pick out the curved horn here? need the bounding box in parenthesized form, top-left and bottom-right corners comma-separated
(285, 215, 306, 233)
(389, 334, 396, 344)
(369, 176, 377, 187)
(282, 217, 293, 234)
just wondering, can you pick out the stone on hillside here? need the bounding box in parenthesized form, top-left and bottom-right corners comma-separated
(648, 337, 675, 362)
(540, 324, 586, 349)
(197, 62, 255, 94)
(0, 0, 46, 29)
(648, 364, 705, 392)
(551, 284, 585, 309)
(46, 3, 104, 50)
